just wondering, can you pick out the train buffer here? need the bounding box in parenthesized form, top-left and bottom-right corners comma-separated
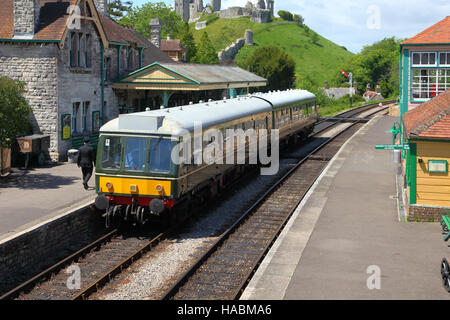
(441, 215, 450, 242)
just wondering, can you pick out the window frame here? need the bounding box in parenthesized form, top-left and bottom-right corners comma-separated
(411, 51, 437, 67)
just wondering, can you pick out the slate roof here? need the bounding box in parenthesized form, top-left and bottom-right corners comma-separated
(403, 90, 450, 140)
(401, 16, 450, 45)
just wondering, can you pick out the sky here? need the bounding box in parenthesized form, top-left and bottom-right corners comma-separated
(130, 0, 450, 54)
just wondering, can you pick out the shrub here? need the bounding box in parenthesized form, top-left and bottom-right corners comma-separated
(278, 10, 293, 21)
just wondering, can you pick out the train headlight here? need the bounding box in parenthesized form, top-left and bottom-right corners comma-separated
(106, 182, 113, 190)
(156, 184, 163, 192)
(130, 184, 137, 192)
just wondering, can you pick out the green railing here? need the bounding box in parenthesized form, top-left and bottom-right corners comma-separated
(72, 132, 100, 150)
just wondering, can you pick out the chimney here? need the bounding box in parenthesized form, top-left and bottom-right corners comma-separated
(13, 0, 40, 39)
(93, 0, 109, 16)
(150, 18, 162, 48)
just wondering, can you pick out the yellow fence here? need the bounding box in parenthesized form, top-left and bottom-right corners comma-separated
(0, 148, 11, 176)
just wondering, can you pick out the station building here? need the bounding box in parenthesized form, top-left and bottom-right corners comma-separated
(398, 16, 450, 220)
(0, 0, 266, 162)
(399, 16, 450, 128)
(402, 91, 450, 220)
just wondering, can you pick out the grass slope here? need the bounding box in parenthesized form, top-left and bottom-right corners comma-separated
(192, 17, 354, 86)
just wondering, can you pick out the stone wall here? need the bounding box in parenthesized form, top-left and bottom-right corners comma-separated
(407, 204, 450, 222)
(218, 38, 245, 63)
(0, 204, 103, 295)
(0, 43, 58, 159)
(219, 7, 251, 19)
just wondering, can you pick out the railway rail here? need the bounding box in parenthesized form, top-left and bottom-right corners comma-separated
(160, 104, 390, 300)
(0, 101, 391, 301)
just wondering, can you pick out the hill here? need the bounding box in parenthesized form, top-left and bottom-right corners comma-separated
(191, 17, 354, 87)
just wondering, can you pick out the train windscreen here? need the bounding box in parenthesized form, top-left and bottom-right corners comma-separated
(124, 137, 147, 172)
(101, 136, 122, 170)
(149, 138, 172, 174)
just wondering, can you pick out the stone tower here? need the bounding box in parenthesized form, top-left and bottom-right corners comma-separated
(175, 0, 190, 21)
(266, 0, 274, 15)
(256, 0, 266, 9)
(211, 0, 221, 12)
(13, 0, 40, 38)
(150, 18, 162, 48)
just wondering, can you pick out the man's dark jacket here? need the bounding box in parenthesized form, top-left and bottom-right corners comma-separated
(77, 144, 96, 168)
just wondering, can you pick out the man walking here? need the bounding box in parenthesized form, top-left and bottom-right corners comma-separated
(77, 136, 96, 190)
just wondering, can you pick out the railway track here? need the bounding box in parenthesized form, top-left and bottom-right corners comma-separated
(0, 101, 390, 301)
(160, 105, 389, 300)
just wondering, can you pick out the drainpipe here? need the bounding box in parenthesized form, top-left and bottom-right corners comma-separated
(101, 42, 105, 125)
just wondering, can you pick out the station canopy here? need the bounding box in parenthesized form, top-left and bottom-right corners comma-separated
(113, 62, 267, 91)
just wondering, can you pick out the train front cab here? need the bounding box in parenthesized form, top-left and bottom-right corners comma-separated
(94, 134, 179, 226)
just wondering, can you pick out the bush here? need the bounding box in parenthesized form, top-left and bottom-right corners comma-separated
(278, 10, 293, 21)
(293, 14, 304, 25)
(0, 76, 32, 148)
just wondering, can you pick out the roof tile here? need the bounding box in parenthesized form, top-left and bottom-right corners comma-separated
(403, 90, 450, 140)
(402, 16, 450, 45)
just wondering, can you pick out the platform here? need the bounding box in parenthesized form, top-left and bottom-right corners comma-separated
(0, 163, 97, 243)
(241, 115, 450, 300)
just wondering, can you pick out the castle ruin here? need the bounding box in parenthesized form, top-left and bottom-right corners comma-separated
(175, 0, 274, 23)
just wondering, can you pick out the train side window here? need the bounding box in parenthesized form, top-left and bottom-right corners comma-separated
(149, 138, 172, 173)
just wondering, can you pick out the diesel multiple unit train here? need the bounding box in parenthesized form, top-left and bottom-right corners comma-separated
(94, 89, 317, 226)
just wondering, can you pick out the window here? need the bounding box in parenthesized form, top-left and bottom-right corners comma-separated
(85, 34, 91, 68)
(104, 57, 111, 81)
(149, 138, 172, 174)
(126, 47, 133, 70)
(70, 32, 78, 67)
(82, 101, 90, 132)
(412, 52, 436, 66)
(440, 52, 450, 66)
(72, 102, 80, 133)
(412, 69, 450, 99)
(79, 34, 85, 67)
(125, 137, 147, 172)
(101, 136, 122, 170)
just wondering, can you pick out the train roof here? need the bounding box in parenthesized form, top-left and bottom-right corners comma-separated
(100, 89, 316, 136)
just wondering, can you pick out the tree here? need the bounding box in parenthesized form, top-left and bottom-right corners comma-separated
(293, 14, 304, 26)
(337, 37, 402, 97)
(241, 46, 296, 92)
(118, 2, 184, 40)
(179, 22, 197, 62)
(192, 32, 218, 64)
(108, 0, 132, 21)
(278, 10, 293, 21)
(0, 76, 32, 148)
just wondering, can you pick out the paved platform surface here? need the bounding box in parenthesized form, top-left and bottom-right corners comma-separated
(242, 115, 450, 300)
(0, 163, 96, 242)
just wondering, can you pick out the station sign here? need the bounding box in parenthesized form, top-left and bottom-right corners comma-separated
(375, 144, 410, 150)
